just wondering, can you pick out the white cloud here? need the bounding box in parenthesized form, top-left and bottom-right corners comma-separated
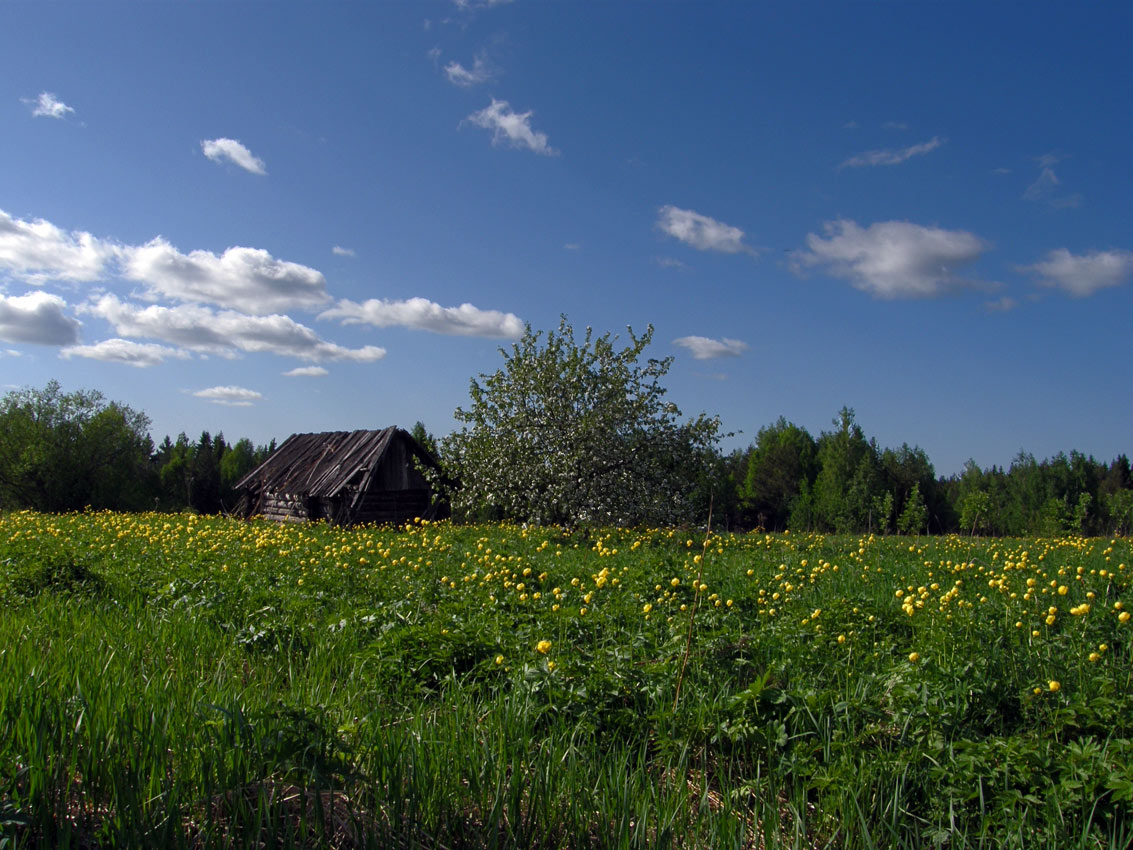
(656, 206, 751, 255)
(25, 92, 74, 119)
(840, 136, 944, 168)
(83, 295, 386, 362)
(320, 297, 524, 338)
(654, 256, 689, 270)
(0, 291, 81, 345)
(283, 365, 328, 377)
(673, 336, 748, 360)
(1019, 248, 1133, 297)
(465, 99, 557, 156)
(200, 138, 267, 175)
(795, 219, 988, 299)
(61, 338, 189, 367)
(192, 385, 264, 407)
(332, 245, 356, 257)
(121, 237, 330, 314)
(0, 208, 115, 283)
(445, 53, 493, 87)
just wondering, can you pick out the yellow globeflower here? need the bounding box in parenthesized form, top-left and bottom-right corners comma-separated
(908, 652, 920, 663)
(495, 655, 504, 665)
(1120, 611, 1131, 623)
(1048, 680, 1061, 692)
(535, 640, 552, 654)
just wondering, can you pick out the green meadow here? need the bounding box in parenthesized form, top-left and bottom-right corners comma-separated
(2, 510, 1131, 848)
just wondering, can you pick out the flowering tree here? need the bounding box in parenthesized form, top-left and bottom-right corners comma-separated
(435, 317, 723, 527)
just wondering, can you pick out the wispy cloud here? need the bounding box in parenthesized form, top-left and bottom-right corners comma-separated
(0, 208, 116, 283)
(840, 136, 944, 169)
(332, 245, 356, 257)
(200, 138, 267, 175)
(794, 219, 988, 299)
(0, 291, 81, 345)
(984, 296, 1019, 313)
(192, 385, 264, 407)
(654, 256, 688, 270)
(24, 92, 74, 119)
(656, 206, 752, 255)
(444, 51, 494, 87)
(465, 99, 557, 156)
(321, 297, 524, 338)
(283, 365, 328, 377)
(1023, 153, 1081, 209)
(84, 294, 386, 362)
(673, 336, 748, 360)
(61, 338, 189, 367)
(121, 238, 330, 314)
(1019, 248, 1133, 297)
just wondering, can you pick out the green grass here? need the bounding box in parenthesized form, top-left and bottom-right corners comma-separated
(1, 510, 1131, 848)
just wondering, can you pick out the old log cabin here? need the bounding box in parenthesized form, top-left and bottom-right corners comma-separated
(234, 428, 443, 526)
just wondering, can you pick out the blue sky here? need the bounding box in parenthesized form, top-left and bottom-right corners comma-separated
(2, 0, 1130, 476)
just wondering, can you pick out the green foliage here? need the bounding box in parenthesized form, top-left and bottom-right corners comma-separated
(738, 417, 817, 531)
(958, 488, 991, 536)
(436, 317, 724, 526)
(897, 482, 927, 535)
(0, 380, 153, 512)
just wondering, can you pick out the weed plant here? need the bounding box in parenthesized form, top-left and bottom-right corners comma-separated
(1, 510, 1131, 848)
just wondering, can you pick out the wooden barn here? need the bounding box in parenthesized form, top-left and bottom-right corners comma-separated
(233, 428, 445, 526)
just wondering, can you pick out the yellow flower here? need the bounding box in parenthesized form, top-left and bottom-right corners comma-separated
(1120, 611, 1131, 623)
(535, 640, 552, 654)
(837, 634, 846, 644)
(908, 652, 920, 663)
(495, 654, 504, 665)
(1048, 680, 1061, 692)
(1088, 652, 1100, 662)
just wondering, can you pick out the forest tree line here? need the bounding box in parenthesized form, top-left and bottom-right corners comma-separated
(1, 381, 1131, 536)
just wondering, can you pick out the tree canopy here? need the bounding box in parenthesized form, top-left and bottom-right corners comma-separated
(436, 317, 724, 527)
(0, 380, 153, 512)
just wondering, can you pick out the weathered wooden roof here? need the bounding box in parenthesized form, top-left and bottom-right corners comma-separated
(234, 428, 434, 499)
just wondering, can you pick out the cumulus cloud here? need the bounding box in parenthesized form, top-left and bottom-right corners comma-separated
(283, 365, 328, 377)
(794, 219, 988, 299)
(840, 136, 944, 169)
(0, 291, 81, 345)
(656, 206, 752, 255)
(673, 336, 748, 360)
(192, 386, 264, 407)
(445, 53, 493, 87)
(465, 99, 557, 155)
(1019, 248, 1133, 297)
(25, 92, 74, 119)
(61, 338, 190, 367)
(83, 295, 386, 362)
(200, 138, 267, 175)
(332, 245, 356, 257)
(321, 297, 524, 338)
(121, 237, 330, 314)
(0, 208, 115, 283)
